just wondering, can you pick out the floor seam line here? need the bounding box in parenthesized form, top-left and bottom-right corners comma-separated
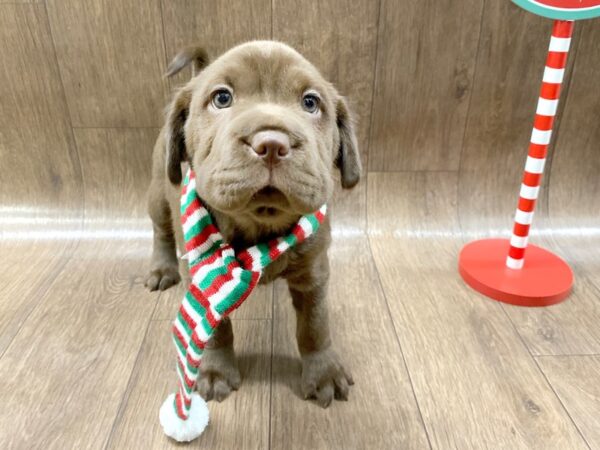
(267, 282, 275, 450)
(0, 243, 79, 360)
(103, 291, 161, 449)
(366, 235, 434, 450)
(500, 305, 592, 449)
(365, 0, 383, 172)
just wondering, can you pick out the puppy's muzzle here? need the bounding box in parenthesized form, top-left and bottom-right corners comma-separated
(250, 130, 291, 168)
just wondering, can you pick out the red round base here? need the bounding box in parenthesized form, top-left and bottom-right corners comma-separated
(459, 239, 573, 307)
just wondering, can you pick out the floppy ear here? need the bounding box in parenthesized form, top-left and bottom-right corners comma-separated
(164, 46, 209, 185)
(165, 46, 209, 78)
(335, 98, 362, 189)
(165, 86, 192, 185)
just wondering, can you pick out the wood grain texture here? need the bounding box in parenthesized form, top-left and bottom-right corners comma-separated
(0, 0, 40, 4)
(0, 247, 71, 356)
(73, 128, 157, 224)
(46, 0, 168, 127)
(161, 0, 271, 87)
(0, 127, 81, 231)
(328, 182, 367, 234)
(0, 4, 80, 236)
(0, 128, 159, 449)
(458, 2, 579, 235)
(506, 275, 600, 356)
(547, 20, 600, 281)
(0, 4, 70, 130)
(537, 355, 600, 449)
(0, 4, 83, 357)
(367, 172, 587, 449)
(108, 319, 271, 450)
(270, 239, 430, 450)
(0, 245, 154, 449)
(369, 0, 483, 171)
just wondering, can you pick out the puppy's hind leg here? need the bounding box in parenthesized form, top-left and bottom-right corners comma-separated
(145, 182, 181, 291)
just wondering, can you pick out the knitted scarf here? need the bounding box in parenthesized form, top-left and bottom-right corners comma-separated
(161, 169, 326, 441)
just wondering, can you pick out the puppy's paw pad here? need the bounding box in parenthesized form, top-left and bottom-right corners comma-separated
(144, 266, 181, 291)
(301, 348, 353, 408)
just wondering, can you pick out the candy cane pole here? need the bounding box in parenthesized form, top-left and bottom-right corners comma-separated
(458, 19, 575, 307)
(506, 20, 574, 270)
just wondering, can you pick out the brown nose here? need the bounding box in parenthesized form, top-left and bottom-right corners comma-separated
(250, 130, 290, 166)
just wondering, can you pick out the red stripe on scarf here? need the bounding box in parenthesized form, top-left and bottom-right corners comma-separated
(205, 308, 219, 330)
(190, 250, 222, 275)
(189, 284, 211, 311)
(179, 304, 197, 330)
(292, 224, 305, 241)
(177, 359, 195, 388)
(268, 238, 281, 261)
(225, 271, 261, 316)
(172, 324, 188, 350)
(181, 198, 201, 223)
(189, 285, 219, 329)
(202, 260, 239, 297)
(236, 250, 254, 270)
(187, 351, 200, 367)
(176, 392, 188, 419)
(190, 331, 206, 355)
(185, 223, 220, 252)
(314, 209, 326, 224)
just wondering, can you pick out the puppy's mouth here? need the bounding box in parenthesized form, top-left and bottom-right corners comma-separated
(249, 186, 290, 218)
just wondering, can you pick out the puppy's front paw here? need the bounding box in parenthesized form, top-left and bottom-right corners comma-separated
(197, 347, 241, 402)
(301, 348, 354, 408)
(144, 265, 181, 291)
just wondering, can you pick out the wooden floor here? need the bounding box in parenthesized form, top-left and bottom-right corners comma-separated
(1, 162, 599, 449)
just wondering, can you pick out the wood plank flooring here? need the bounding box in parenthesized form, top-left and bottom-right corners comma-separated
(1, 171, 598, 449)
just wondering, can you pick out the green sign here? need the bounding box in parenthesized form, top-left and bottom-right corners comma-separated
(513, 0, 600, 20)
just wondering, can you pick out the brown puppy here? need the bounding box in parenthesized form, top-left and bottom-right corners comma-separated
(146, 41, 361, 408)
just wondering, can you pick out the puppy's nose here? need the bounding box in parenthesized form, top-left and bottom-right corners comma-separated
(250, 130, 290, 166)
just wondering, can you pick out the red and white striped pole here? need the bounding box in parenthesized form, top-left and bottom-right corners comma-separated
(459, 19, 575, 307)
(506, 20, 574, 270)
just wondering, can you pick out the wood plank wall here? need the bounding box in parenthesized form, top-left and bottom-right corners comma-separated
(0, 0, 598, 227)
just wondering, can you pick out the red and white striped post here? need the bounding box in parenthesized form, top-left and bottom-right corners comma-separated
(458, 19, 576, 307)
(459, 2, 600, 306)
(506, 20, 574, 270)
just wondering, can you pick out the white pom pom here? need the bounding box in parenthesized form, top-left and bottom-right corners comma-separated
(160, 393, 209, 442)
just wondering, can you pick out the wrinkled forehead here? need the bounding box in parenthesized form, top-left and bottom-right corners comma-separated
(198, 42, 331, 99)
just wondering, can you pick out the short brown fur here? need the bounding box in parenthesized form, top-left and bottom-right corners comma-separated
(146, 41, 360, 407)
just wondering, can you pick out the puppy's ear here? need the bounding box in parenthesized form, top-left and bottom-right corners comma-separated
(164, 46, 209, 185)
(335, 97, 362, 189)
(165, 86, 192, 185)
(165, 46, 209, 78)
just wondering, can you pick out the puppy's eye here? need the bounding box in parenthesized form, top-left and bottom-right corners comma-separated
(302, 94, 320, 113)
(212, 89, 233, 108)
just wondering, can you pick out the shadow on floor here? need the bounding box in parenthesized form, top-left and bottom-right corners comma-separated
(237, 352, 304, 399)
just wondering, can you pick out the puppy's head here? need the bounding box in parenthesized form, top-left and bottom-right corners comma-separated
(165, 41, 361, 230)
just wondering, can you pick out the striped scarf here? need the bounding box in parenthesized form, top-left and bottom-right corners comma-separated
(170, 169, 327, 421)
